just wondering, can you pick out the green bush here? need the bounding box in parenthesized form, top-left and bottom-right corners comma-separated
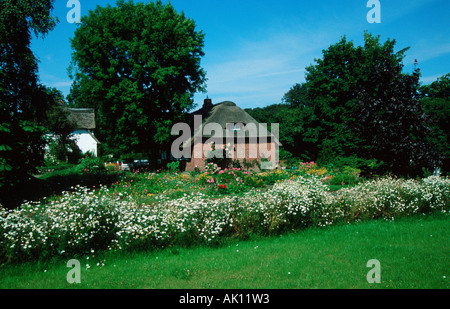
(167, 161, 180, 173)
(77, 155, 105, 175)
(327, 156, 382, 177)
(327, 166, 361, 185)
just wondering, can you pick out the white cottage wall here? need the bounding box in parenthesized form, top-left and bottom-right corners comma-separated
(72, 129, 98, 157)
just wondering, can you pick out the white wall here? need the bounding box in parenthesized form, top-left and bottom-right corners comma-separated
(72, 130, 98, 156)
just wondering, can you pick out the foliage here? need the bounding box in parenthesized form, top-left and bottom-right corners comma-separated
(325, 168, 360, 186)
(166, 161, 180, 173)
(0, 0, 58, 198)
(304, 32, 438, 176)
(76, 155, 106, 175)
(249, 32, 442, 177)
(420, 73, 450, 175)
(68, 0, 206, 158)
(352, 44, 438, 177)
(45, 137, 81, 165)
(42, 87, 82, 165)
(242, 158, 258, 171)
(245, 104, 304, 159)
(324, 156, 382, 178)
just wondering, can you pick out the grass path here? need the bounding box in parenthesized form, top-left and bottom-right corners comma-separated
(0, 214, 448, 289)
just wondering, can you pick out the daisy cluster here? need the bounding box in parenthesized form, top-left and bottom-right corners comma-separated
(1, 176, 448, 263)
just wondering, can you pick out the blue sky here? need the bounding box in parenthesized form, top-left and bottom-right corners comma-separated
(31, 0, 450, 109)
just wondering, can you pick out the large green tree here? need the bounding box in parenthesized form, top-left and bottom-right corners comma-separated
(282, 36, 370, 164)
(68, 0, 206, 158)
(280, 82, 321, 161)
(42, 87, 81, 164)
(282, 32, 438, 176)
(420, 73, 450, 174)
(0, 0, 57, 195)
(352, 47, 438, 176)
(245, 104, 304, 160)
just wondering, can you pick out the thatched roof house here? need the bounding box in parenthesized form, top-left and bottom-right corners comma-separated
(68, 108, 100, 156)
(182, 99, 280, 171)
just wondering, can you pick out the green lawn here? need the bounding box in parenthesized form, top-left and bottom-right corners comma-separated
(1, 213, 448, 289)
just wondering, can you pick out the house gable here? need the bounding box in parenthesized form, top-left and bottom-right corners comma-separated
(46, 107, 100, 158)
(67, 108, 100, 156)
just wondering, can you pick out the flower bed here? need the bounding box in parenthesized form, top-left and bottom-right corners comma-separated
(0, 176, 448, 263)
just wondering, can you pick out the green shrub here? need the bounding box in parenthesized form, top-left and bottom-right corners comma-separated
(327, 166, 361, 185)
(77, 155, 105, 175)
(167, 161, 180, 173)
(326, 156, 382, 177)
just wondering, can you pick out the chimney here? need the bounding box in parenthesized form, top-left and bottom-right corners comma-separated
(203, 97, 213, 109)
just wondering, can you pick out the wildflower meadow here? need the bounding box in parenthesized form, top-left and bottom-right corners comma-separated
(0, 163, 448, 264)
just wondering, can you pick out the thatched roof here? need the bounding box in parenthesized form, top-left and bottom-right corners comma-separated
(68, 108, 96, 130)
(182, 100, 281, 148)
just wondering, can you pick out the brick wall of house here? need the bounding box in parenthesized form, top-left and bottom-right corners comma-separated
(184, 139, 277, 171)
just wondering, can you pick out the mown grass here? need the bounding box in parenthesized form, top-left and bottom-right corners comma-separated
(1, 213, 448, 289)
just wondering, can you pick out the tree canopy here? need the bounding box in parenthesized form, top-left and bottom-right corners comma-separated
(420, 74, 450, 174)
(68, 0, 206, 158)
(0, 0, 58, 193)
(248, 32, 443, 177)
